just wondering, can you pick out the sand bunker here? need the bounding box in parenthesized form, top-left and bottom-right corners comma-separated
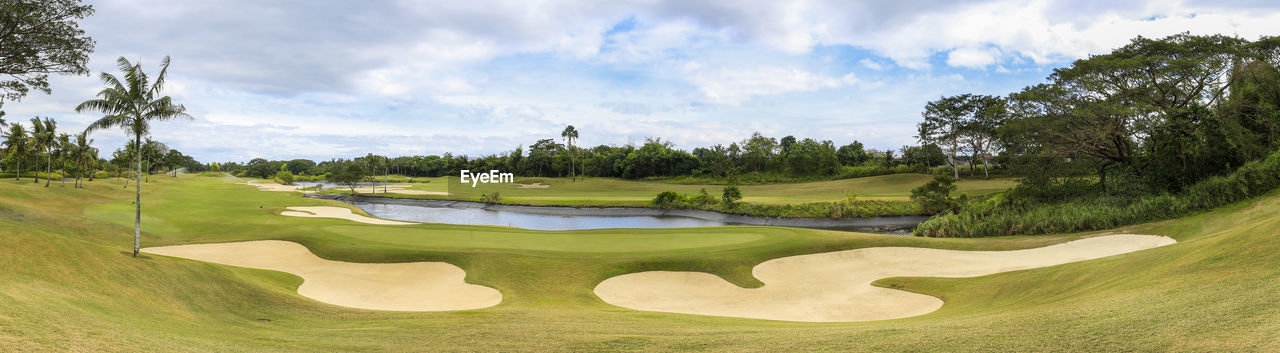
(241, 182, 315, 194)
(144, 240, 501, 311)
(352, 183, 450, 195)
(516, 182, 550, 189)
(280, 206, 414, 225)
(595, 234, 1175, 322)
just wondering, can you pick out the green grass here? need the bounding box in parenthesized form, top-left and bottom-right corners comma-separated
(1, 175, 1277, 351)
(364, 173, 1016, 206)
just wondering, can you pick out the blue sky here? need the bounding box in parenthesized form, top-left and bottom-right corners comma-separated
(7, 0, 1280, 163)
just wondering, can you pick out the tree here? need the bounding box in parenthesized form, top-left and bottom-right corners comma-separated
(836, 140, 867, 166)
(71, 131, 92, 187)
(2, 122, 28, 179)
(55, 132, 69, 186)
(910, 174, 959, 214)
(327, 163, 366, 194)
(561, 125, 579, 181)
(0, 0, 95, 116)
(29, 117, 55, 185)
(77, 56, 192, 258)
(962, 95, 1006, 179)
(739, 133, 777, 173)
(920, 94, 971, 180)
(164, 149, 183, 177)
(721, 185, 742, 206)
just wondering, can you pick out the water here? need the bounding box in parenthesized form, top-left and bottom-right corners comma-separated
(294, 181, 376, 190)
(350, 202, 730, 231)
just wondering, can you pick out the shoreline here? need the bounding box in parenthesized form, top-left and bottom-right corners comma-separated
(308, 194, 929, 231)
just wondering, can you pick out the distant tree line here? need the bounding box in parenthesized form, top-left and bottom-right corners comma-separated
(220, 132, 952, 183)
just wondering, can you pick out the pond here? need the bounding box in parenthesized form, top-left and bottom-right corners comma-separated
(324, 195, 925, 234)
(349, 202, 729, 231)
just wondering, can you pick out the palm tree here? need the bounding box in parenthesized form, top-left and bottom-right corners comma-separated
(55, 133, 70, 187)
(81, 139, 99, 185)
(68, 132, 92, 188)
(561, 125, 578, 181)
(29, 117, 57, 186)
(76, 56, 192, 258)
(2, 123, 29, 180)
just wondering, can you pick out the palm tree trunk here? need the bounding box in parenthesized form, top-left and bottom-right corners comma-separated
(133, 134, 142, 258)
(45, 151, 52, 187)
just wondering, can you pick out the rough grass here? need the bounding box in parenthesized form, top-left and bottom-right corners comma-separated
(0, 175, 1277, 351)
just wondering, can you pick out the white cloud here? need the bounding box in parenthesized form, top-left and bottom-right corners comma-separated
(946, 47, 1000, 68)
(686, 65, 858, 105)
(859, 59, 886, 71)
(8, 0, 1280, 162)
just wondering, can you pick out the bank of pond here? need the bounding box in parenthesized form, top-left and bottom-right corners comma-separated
(310, 194, 926, 234)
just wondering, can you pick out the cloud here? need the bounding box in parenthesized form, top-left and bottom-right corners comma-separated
(6, 0, 1279, 163)
(859, 59, 886, 71)
(686, 65, 858, 105)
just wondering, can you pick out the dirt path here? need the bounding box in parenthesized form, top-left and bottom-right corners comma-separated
(594, 234, 1175, 322)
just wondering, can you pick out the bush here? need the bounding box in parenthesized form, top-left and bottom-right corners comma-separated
(721, 185, 742, 206)
(650, 189, 922, 218)
(910, 174, 958, 214)
(916, 148, 1280, 237)
(481, 192, 501, 204)
(652, 191, 686, 208)
(273, 170, 295, 184)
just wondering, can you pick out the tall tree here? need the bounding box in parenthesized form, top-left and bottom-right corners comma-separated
(70, 131, 92, 187)
(0, 0, 95, 116)
(29, 117, 55, 185)
(561, 125, 578, 181)
(76, 56, 192, 257)
(919, 94, 971, 179)
(962, 95, 1007, 179)
(55, 132, 69, 186)
(2, 122, 28, 179)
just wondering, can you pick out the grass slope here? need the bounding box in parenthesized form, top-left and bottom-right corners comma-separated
(0, 175, 1276, 351)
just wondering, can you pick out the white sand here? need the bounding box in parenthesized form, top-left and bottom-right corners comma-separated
(280, 206, 414, 225)
(516, 183, 550, 189)
(144, 240, 501, 311)
(241, 182, 315, 194)
(594, 234, 1176, 322)
(351, 183, 450, 195)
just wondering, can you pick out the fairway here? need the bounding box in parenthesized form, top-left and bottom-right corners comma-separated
(3, 174, 1279, 351)
(390, 173, 1018, 206)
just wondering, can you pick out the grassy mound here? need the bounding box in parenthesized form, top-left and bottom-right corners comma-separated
(0, 175, 1276, 351)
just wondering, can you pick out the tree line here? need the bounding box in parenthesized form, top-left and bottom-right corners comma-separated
(922, 33, 1279, 196)
(219, 132, 955, 184)
(912, 33, 1280, 237)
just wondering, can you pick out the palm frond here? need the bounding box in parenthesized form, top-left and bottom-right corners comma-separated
(150, 56, 171, 96)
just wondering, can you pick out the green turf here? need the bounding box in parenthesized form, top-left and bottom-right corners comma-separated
(367, 173, 1017, 206)
(1, 175, 1277, 351)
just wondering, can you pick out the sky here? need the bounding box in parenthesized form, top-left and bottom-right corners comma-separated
(5, 0, 1280, 163)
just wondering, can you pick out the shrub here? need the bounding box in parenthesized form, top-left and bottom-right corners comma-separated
(652, 191, 686, 208)
(910, 174, 958, 214)
(481, 192, 501, 204)
(721, 185, 742, 206)
(273, 170, 295, 184)
(916, 147, 1280, 237)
